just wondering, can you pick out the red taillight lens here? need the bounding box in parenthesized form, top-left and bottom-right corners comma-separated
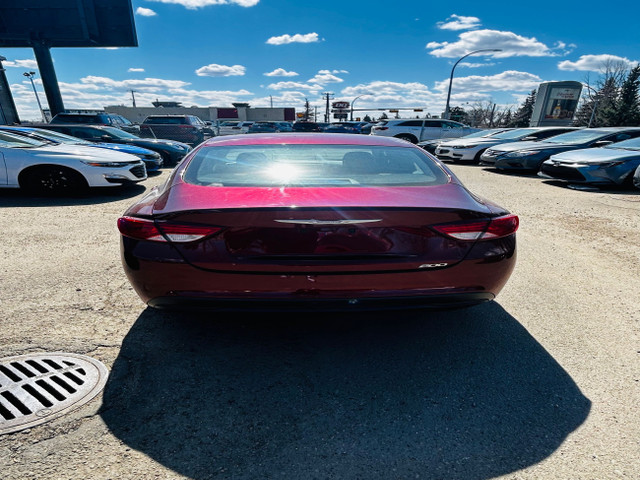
(374, 126, 389, 130)
(117, 217, 222, 243)
(432, 214, 519, 241)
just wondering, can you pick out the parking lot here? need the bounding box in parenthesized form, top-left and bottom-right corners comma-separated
(1, 163, 639, 479)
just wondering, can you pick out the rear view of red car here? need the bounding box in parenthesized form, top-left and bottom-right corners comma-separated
(118, 133, 518, 311)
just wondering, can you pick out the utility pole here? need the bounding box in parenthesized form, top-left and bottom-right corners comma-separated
(130, 90, 137, 108)
(323, 92, 334, 123)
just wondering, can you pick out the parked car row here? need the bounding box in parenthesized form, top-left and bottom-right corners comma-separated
(423, 126, 640, 190)
(0, 123, 194, 195)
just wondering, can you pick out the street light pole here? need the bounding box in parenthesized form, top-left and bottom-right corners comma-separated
(350, 94, 371, 121)
(23, 71, 46, 122)
(443, 49, 502, 120)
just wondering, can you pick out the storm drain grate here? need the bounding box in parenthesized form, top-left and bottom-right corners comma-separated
(0, 353, 108, 435)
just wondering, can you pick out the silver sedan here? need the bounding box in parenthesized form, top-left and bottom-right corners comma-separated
(539, 136, 640, 188)
(0, 130, 147, 195)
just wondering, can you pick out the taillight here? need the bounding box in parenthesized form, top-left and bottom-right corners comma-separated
(374, 126, 389, 130)
(117, 216, 223, 243)
(432, 214, 519, 241)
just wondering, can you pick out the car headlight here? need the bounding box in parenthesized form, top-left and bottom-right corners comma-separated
(452, 145, 474, 149)
(505, 150, 541, 157)
(595, 160, 627, 168)
(81, 160, 139, 168)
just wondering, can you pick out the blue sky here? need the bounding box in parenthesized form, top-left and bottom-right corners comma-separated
(2, 0, 640, 121)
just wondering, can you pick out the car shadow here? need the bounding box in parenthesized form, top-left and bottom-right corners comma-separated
(100, 302, 590, 480)
(0, 183, 148, 207)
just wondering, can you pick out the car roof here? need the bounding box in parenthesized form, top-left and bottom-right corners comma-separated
(201, 132, 418, 147)
(39, 124, 107, 129)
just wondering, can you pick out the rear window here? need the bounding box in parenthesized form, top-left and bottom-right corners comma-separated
(143, 117, 188, 125)
(51, 114, 105, 124)
(183, 145, 449, 187)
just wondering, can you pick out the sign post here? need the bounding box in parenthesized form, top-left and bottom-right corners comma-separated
(331, 101, 350, 121)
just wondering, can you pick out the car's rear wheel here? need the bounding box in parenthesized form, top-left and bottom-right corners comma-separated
(395, 134, 418, 143)
(22, 166, 88, 196)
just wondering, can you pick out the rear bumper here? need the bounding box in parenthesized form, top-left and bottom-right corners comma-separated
(121, 237, 516, 311)
(148, 292, 495, 312)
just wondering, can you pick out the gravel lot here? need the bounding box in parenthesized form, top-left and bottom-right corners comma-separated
(1, 163, 639, 479)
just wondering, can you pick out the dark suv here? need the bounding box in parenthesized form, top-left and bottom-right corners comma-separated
(50, 112, 140, 134)
(139, 115, 213, 146)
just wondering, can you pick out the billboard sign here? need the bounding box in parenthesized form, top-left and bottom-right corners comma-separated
(530, 81, 583, 127)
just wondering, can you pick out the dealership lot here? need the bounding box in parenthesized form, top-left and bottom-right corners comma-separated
(1, 164, 639, 479)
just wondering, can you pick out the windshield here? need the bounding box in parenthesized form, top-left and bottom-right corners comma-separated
(491, 128, 540, 140)
(0, 131, 46, 148)
(604, 136, 640, 150)
(101, 126, 140, 139)
(464, 129, 507, 139)
(183, 144, 449, 187)
(542, 129, 617, 145)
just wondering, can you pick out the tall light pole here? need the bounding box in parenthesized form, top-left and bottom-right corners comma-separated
(23, 71, 46, 122)
(350, 93, 372, 121)
(443, 49, 502, 120)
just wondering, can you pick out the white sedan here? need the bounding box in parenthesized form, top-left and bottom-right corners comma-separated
(0, 130, 147, 195)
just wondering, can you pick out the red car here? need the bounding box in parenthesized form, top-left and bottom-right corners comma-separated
(118, 133, 518, 311)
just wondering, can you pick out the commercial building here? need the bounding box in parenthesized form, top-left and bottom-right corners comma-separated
(105, 102, 296, 124)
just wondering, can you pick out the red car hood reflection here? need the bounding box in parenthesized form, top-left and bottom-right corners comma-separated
(152, 181, 488, 214)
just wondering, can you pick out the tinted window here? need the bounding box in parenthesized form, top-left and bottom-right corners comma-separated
(442, 121, 464, 129)
(424, 120, 443, 128)
(143, 117, 188, 124)
(398, 121, 423, 127)
(184, 145, 449, 187)
(492, 128, 541, 140)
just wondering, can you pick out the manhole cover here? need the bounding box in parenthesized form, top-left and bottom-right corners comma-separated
(0, 353, 108, 435)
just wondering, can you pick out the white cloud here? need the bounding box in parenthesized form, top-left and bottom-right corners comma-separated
(128, 68, 146, 72)
(459, 62, 496, 68)
(308, 70, 345, 84)
(437, 15, 481, 31)
(145, 0, 259, 9)
(267, 81, 320, 91)
(136, 7, 157, 16)
(427, 29, 568, 58)
(195, 64, 246, 77)
(558, 54, 639, 71)
(2, 59, 38, 69)
(264, 68, 298, 77)
(80, 75, 191, 90)
(433, 70, 542, 93)
(266, 33, 319, 45)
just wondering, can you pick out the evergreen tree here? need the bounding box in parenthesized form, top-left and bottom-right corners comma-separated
(449, 106, 468, 124)
(302, 98, 313, 121)
(509, 90, 536, 127)
(593, 77, 619, 127)
(612, 65, 640, 126)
